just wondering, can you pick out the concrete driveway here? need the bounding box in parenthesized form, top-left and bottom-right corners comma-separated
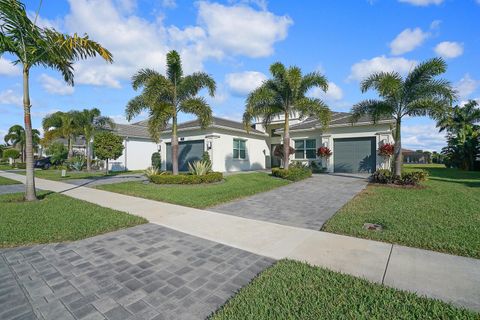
(0, 224, 273, 320)
(210, 173, 368, 230)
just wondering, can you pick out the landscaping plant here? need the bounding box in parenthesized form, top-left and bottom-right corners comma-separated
(352, 58, 456, 176)
(4, 124, 40, 162)
(93, 131, 124, 174)
(0, 0, 112, 200)
(243, 62, 330, 169)
(45, 142, 68, 165)
(188, 160, 212, 176)
(3, 149, 20, 164)
(151, 152, 161, 170)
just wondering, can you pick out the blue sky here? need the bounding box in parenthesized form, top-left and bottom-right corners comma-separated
(1, 0, 479, 151)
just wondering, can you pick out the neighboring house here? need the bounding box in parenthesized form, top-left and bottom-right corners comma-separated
(110, 111, 395, 174)
(40, 137, 87, 156)
(402, 149, 430, 164)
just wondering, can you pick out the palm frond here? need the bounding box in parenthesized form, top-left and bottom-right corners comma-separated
(178, 72, 216, 98)
(125, 95, 149, 121)
(404, 57, 446, 91)
(180, 97, 213, 129)
(294, 97, 331, 127)
(360, 71, 403, 98)
(166, 50, 183, 83)
(406, 97, 452, 120)
(147, 103, 174, 142)
(351, 99, 396, 123)
(131, 68, 161, 90)
(300, 71, 328, 95)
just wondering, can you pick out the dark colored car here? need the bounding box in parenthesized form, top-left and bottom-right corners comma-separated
(34, 157, 52, 170)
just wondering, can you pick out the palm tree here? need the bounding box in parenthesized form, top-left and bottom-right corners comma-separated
(351, 58, 456, 176)
(4, 124, 40, 162)
(126, 50, 215, 175)
(437, 100, 480, 133)
(42, 111, 80, 160)
(76, 108, 114, 171)
(243, 62, 330, 169)
(0, 0, 112, 201)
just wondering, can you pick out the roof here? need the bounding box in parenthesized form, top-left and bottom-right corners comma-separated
(285, 111, 395, 132)
(115, 116, 266, 138)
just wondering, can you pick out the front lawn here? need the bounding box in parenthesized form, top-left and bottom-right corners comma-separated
(17, 169, 142, 181)
(323, 164, 480, 258)
(0, 192, 146, 247)
(0, 176, 21, 185)
(211, 260, 477, 319)
(97, 172, 290, 208)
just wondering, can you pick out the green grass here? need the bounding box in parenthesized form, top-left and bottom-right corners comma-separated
(0, 176, 21, 185)
(17, 169, 143, 181)
(211, 260, 477, 320)
(0, 192, 147, 248)
(323, 164, 480, 258)
(97, 172, 290, 208)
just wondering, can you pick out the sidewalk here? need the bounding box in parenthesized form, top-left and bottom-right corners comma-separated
(1, 171, 479, 311)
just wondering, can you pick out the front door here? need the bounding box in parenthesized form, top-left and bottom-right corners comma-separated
(271, 144, 281, 168)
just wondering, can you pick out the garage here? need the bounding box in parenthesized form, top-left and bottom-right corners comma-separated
(166, 140, 204, 171)
(333, 137, 376, 173)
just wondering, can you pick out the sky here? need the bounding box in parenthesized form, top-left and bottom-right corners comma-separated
(1, 0, 479, 152)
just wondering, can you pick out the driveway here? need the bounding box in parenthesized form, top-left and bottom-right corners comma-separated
(0, 224, 273, 320)
(210, 174, 368, 230)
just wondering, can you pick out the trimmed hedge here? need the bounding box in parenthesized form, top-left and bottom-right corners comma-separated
(149, 172, 223, 184)
(370, 169, 428, 186)
(272, 167, 312, 181)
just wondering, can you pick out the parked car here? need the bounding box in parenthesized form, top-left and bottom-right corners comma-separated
(34, 157, 52, 170)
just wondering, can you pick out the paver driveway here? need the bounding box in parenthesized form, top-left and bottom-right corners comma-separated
(0, 224, 273, 320)
(210, 173, 368, 230)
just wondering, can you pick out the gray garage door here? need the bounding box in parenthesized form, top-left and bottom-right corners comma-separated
(166, 140, 204, 171)
(333, 137, 376, 173)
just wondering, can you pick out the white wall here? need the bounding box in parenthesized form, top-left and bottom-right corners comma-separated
(109, 137, 158, 171)
(289, 123, 394, 172)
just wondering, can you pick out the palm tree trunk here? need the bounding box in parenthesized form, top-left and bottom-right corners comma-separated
(283, 111, 290, 170)
(22, 66, 37, 201)
(68, 137, 73, 160)
(393, 118, 402, 176)
(172, 114, 179, 175)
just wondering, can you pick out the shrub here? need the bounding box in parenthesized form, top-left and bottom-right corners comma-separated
(272, 167, 312, 181)
(151, 152, 161, 170)
(67, 155, 86, 171)
(188, 160, 212, 175)
(144, 166, 159, 180)
(202, 151, 211, 167)
(45, 142, 68, 165)
(3, 149, 20, 160)
(310, 160, 326, 173)
(370, 169, 428, 186)
(15, 162, 26, 169)
(149, 172, 223, 184)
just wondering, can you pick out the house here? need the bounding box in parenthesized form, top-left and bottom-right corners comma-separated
(110, 111, 395, 174)
(402, 149, 430, 164)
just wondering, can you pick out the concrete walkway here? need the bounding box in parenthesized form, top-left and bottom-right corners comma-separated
(1, 171, 479, 312)
(211, 174, 368, 229)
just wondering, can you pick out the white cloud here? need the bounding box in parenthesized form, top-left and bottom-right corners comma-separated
(398, 0, 443, 6)
(225, 71, 267, 95)
(402, 123, 446, 152)
(455, 74, 479, 99)
(348, 55, 417, 82)
(162, 0, 177, 8)
(196, 2, 292, 58)
(0, 57, 20, 76)
(434, 41, 464, 59)
(309, 82, 343, 101)
(390, 27, 429, 55)
(39, 74, 74, 95)
(0, 89, 22, 106)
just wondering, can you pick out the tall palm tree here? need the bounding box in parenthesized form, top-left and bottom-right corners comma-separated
(4, 124, 40, 162)
(351, 57, 456, 176)
(42, 111, 79, 160)
(243, 62, 330, 169)
(0, 0, 112, 201)
(126, 50, 216, 175)
(437, 100, 480, 133)
(76, 108, 114, 171)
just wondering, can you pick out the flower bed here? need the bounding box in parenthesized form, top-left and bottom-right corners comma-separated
(149, 172, 223, 184)
(271, 167, 312, 181)
(370, 169, 428, 186)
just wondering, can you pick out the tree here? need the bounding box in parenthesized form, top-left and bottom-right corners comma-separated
(45, 141, 68, 165)
(76, 108, 114, 171)
(93, 131, 124, 174)
(126, 50, 215, 175)
(42, 111, 80, 160)
(243, 62, 330, 169)
(351, 58, 456, 176)
(438, 100, 480, 170)
(4, 124, 40, 162)
(0, 0, 112, 201)
(3, 148, 20, 162)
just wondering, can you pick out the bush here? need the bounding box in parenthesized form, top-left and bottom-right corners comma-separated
(202, 151, 211, 167)
(3, 149, 20, 160)
(309, 161, 326, 173)
(151, 152, 161, 170)
(66, 155, 86, 171)
(370, 169, 428, 186)
(45, 142, 68, 165)
(15, 163, 26, 169)
(188, 160, 212, 175)
(272, 167, 312, 181)
(149, 172, 223, 184)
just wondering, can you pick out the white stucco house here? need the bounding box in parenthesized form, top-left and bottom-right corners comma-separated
(108, 111, 394, 174)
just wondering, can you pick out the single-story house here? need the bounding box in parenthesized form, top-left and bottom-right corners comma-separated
(110, 111, 395, 174)
(402, 149, 431, 164)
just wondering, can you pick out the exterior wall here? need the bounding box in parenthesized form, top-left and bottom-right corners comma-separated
(288, 123, 394, 172)
(109, 137, 158, 171)
(157, 128, 269, 172)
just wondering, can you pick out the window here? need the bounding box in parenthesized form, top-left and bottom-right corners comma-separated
(233, 139, 246, 159)
(294, 139, 316, 159)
